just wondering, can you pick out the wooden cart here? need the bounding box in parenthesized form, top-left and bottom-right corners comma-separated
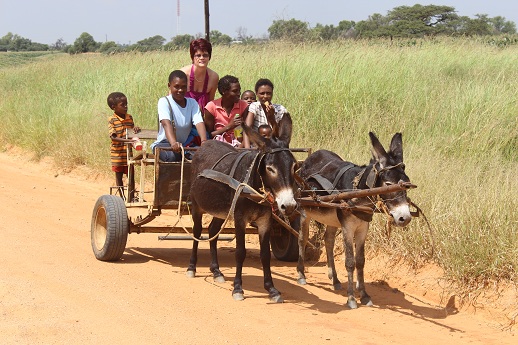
(90, 129, 310, 262)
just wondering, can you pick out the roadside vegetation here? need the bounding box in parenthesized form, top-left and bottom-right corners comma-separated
(0, 37, 516, 294)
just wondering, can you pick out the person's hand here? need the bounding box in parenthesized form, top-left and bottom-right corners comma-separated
(171, 141, 182, 153)
(228, 115, 242, 129)
(264, 101, 275, 121)
(133, 126, 141, 133)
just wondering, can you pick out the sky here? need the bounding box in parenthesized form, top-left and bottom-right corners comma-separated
(1, 1, 517, 45)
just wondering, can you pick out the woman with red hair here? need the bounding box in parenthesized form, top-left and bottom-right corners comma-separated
(180, 38, 219, 111)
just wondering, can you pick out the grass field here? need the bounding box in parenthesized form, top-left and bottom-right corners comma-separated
(1, 39, 517, 289)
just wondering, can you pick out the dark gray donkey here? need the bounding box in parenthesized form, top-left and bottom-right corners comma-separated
(187, 113, 298, 302)
(297, 132, 412, 309)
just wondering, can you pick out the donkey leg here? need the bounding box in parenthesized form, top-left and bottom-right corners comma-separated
(355, 224, 373, 306)
(296, 211, 310, 285)
(259, 227, 283, 303)
(342, 224, 358, 309)
(232, 227, 246, 301)
(208, 218, 226, 283)
(324, 226, 342, 290)
(186, 205, 203, 278)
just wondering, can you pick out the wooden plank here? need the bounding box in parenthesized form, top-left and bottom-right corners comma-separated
(127, 129, 157, 140)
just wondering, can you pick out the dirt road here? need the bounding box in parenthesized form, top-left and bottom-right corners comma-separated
(0, 149, 515, 344)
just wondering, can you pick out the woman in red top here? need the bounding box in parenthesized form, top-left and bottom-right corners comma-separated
(203, 75, 248, 147)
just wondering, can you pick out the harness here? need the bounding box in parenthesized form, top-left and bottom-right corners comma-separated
(306, 162, 355, 194)
(305, 161, 406, 221)
(199, 147, 295, 206)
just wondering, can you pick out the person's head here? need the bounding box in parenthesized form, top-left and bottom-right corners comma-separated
(190, 38, 212, 65)
(168, 70, 188, 103)
(218, 75, 241, 102)
(241, 90, 256, 105)
(254, 78, 274, 105)
(107, 92, 128, 117)
(258, 124, 272, 139)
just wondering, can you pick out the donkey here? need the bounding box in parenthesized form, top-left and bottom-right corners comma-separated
(187, 113, 298, 302)
(297, 132, 412, 309)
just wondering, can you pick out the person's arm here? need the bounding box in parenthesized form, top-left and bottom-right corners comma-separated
(110, 134, 138, 145)
(203, 109, 215, 137)
(195, 121, 208, 144)
(108, 119, 138, 145)
(264, 102, 280, 137)
(207, 69, 219, 101)
(242, 110, 255, 148)
(162, 119, 181, 152)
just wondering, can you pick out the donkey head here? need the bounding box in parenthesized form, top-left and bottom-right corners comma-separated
(369, 132, 412, 227)
(243, 113, 298, 216)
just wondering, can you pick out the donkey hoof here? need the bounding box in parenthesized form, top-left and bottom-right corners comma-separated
(297, 278, 307, 285)
(270, 294, 284, 303)
(213, 275, 225, 284)
(361, 298, 373, 307)
(347, 297, 358, 309)
(186, 270, 196, 278)
(232, 292, 245, 301)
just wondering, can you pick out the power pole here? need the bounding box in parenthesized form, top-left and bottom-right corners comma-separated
(204, 0, 210, 41)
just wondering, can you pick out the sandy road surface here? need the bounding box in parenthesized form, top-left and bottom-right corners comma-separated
(0, 149, 515, 344)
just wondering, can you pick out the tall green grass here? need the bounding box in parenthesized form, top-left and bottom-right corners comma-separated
(1, 38, 516, 287)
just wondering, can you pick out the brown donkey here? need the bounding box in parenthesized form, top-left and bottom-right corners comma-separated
(188, 114, 298, 302)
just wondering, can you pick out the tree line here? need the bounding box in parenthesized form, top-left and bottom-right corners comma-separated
(1, 4, 516, 53)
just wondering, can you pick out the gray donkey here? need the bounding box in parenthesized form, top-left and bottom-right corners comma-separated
(297, 132, 412, 309)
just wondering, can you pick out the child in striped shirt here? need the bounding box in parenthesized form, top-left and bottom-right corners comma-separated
(107, 92, 141, 190)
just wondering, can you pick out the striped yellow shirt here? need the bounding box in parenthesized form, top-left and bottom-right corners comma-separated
(108, 113, 135, 167)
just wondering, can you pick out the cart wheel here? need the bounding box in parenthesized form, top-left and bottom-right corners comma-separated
(91, 195, 129, 261)
(270, 224, 299, 262)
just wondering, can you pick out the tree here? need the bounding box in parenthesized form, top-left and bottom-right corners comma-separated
(235, 26, 254, 43)
(51, 38, 67, 51)
(0, 32, 48, 51)
(133, 35, 166, 51)
(337, 20, 357, 38)
(70, 32, 98, 53)
(99, 41, 119, 54)
(209, 30, 232, 45)
(355, 13, 391, 38)
(490, 16, 517, 34)
(268, 19, 310, 42)
(386, 4, 458, 37)
(463, 14, 493, 36)
(165, 34, 195, 50)
(312, 24, 339, 41)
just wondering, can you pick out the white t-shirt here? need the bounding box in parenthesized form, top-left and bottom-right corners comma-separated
(151, 96, 203, 149)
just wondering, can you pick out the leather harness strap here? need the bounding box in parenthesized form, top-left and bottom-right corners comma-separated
(306, 162, 355, 195)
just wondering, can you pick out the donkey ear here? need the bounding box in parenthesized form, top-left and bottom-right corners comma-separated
(242, 122, 266, 150)
(369, 132, 388, 167)
(277, 113, 293, 146)
(389, 132, 403, 162)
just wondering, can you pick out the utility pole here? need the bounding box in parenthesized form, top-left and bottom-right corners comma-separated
(204, 0, 210, 41)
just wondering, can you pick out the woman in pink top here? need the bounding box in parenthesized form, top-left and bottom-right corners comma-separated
(180, 38, 219, 111)
(204, 75, 249, 147)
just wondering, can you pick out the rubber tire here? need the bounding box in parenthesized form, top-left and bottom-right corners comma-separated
(91, 195, 129, 261)
(270, 224, 299, 262)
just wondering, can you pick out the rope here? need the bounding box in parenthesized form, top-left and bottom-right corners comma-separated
(409, 200, 436, 256)
(375, 198, 393, 238)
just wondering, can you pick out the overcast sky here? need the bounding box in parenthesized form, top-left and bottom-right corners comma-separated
(1, 1, 517, 45)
